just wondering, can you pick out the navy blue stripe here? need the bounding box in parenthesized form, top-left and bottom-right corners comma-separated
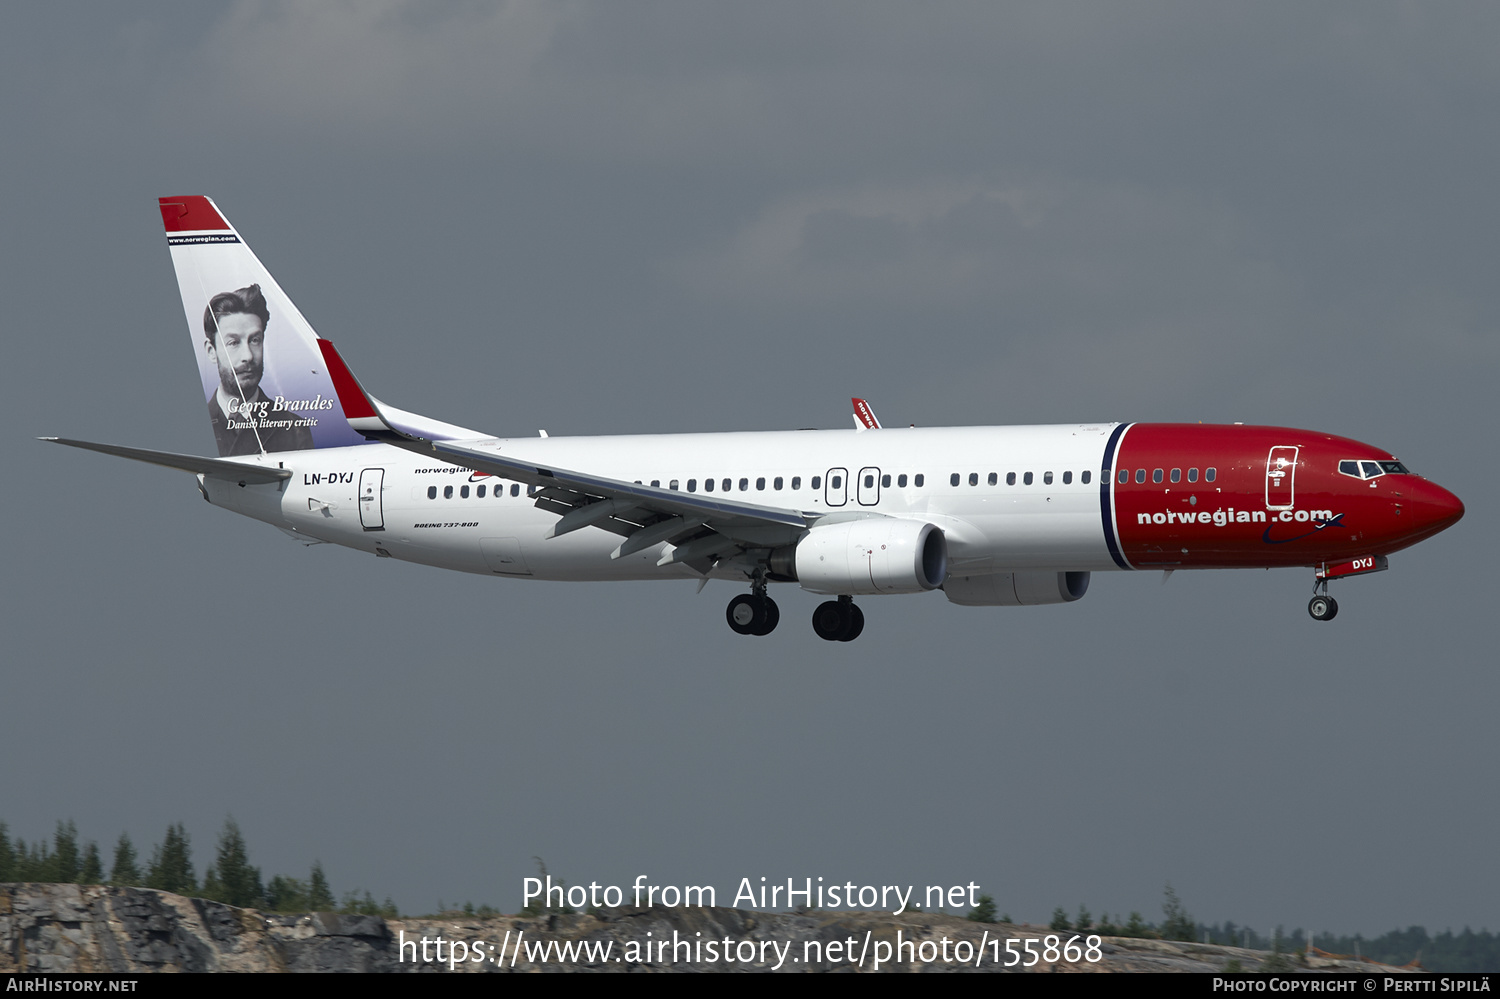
(1099, 423, 1131, 570)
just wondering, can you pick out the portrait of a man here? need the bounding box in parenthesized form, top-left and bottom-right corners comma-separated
(203, 283, 315, 456)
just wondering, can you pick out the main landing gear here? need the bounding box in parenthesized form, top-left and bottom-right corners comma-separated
(1308, 578, 1339, 622)
(812, 595, 864, 642)
(724, 588, 866, 641)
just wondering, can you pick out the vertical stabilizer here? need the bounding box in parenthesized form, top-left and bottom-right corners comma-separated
(159, 196, 368, 456)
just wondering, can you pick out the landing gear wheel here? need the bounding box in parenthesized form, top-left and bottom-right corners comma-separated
(838, 604, 864, 642)
(812, 598, 864, 641)
(812, 600, 849, 641)
(753, 597, 780, 636)
(727, 594, 760, 635)
(728, 594, 779, 636)
(1308, 595, 1339, 621)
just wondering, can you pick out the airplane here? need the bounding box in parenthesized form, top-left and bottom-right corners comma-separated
(43, 196, 1465, 641)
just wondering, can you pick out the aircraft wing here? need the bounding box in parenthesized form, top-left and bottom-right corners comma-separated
(319, 340, 816, 568)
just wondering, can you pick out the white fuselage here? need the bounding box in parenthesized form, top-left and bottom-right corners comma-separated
(202, 424, 1122, 581)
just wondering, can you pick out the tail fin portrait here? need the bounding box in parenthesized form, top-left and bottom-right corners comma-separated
(159, 196, 368, 456)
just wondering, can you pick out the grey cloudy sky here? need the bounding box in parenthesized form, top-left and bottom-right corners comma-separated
(2, 2, 1495, 937)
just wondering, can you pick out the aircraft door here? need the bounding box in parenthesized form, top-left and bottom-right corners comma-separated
(825, 468, 848, 507)
(1265, 447, 1298, 510)
(857, 466, 881, 506)
(359, 468, 385, 530)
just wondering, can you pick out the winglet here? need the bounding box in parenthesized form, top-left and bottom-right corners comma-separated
(315, 339, 480, 445)
(852, 397, 882, 430)
(316, 338, 413, 445)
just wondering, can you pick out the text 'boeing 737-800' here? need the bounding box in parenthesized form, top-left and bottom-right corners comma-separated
(43, 197, 1465, 641)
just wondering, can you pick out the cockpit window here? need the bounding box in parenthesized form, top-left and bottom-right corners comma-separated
(1341, 458, 1412, 480)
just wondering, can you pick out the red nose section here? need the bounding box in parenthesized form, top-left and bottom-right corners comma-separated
(1407, 479, 1464, 539)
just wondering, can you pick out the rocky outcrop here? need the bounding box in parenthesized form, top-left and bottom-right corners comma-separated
(0, 883, 1410, 973)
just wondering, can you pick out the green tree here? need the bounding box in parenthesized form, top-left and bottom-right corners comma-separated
(1123, 911, 1151, 938)
(1161, 882, 1195, 942)
(967, 894, 997, 923)
(1076, 905, 1093, 932)
(80, 841, 103, 884)
(206, 817, 263, 908)
(307, 861, 335, 911)
(49, 821, 80, 884)
(0, 823, 15, 881)
(147, 823, 196, 895)
(110, 834, 143, 886)
(266, 875, 308, 912)
(1050, 907, 1072, 931)
(1259, 926, 1294, 972)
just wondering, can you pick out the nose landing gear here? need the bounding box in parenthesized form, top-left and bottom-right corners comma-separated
(812, 595, 864, 642)
(1308, 578, 1338, 621)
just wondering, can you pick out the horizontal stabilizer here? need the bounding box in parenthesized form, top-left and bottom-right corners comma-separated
(41, 438, 291, 484)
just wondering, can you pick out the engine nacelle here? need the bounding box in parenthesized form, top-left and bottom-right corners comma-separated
(789, 520, 948, 595)
(943, 571, 1090, 607)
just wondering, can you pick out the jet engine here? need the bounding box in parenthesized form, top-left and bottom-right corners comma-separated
(776, 519, 948, 595)
(943, 571, 1091, 606)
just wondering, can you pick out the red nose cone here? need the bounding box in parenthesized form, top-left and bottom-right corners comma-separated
(1409, 479, 1465, 537)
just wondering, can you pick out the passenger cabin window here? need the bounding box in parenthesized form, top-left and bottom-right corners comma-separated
(1205, 467, 1217, 482)
(793, 477, 802, 489)
(1170, 468, 1180, 483)
(950, 473, 960, 487)
(1062, 471, 1072, 484)
(511, 484, 520, 496)
(1188, 468, 1199, 483)
(670, 479, 679, 490)
(987, 472, 998, 486)
(1135, 469, 1146, 484)
(865, 474, 875, 488)
(968, 473, 979, 486)
(1118, 470, 1128, 485)
(477, 485, 486, 497)
(651, 480, 660, 487)
(1024, 472, 1034, 485)
(1044, 471, 1054, 485)
(914, 474, 924, 487)
(881, 474, 891, 487)
(721, 478, 731, 492)
(811, 476, 821, 489)
(1152, 469, 1163, 484)
(427, 486, 437, 499)
(1006, 472, 1016, 485)
(774, 477, 783, 490)
(739, 478, 749, 491)
(829, 475, 841, 489)
(704, 478, 715, 492)
(688, 479, 697, 492)
(1081, 470, 1091, 484)
(444, 485, 453, 499)
(897, 474, 907, 487)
